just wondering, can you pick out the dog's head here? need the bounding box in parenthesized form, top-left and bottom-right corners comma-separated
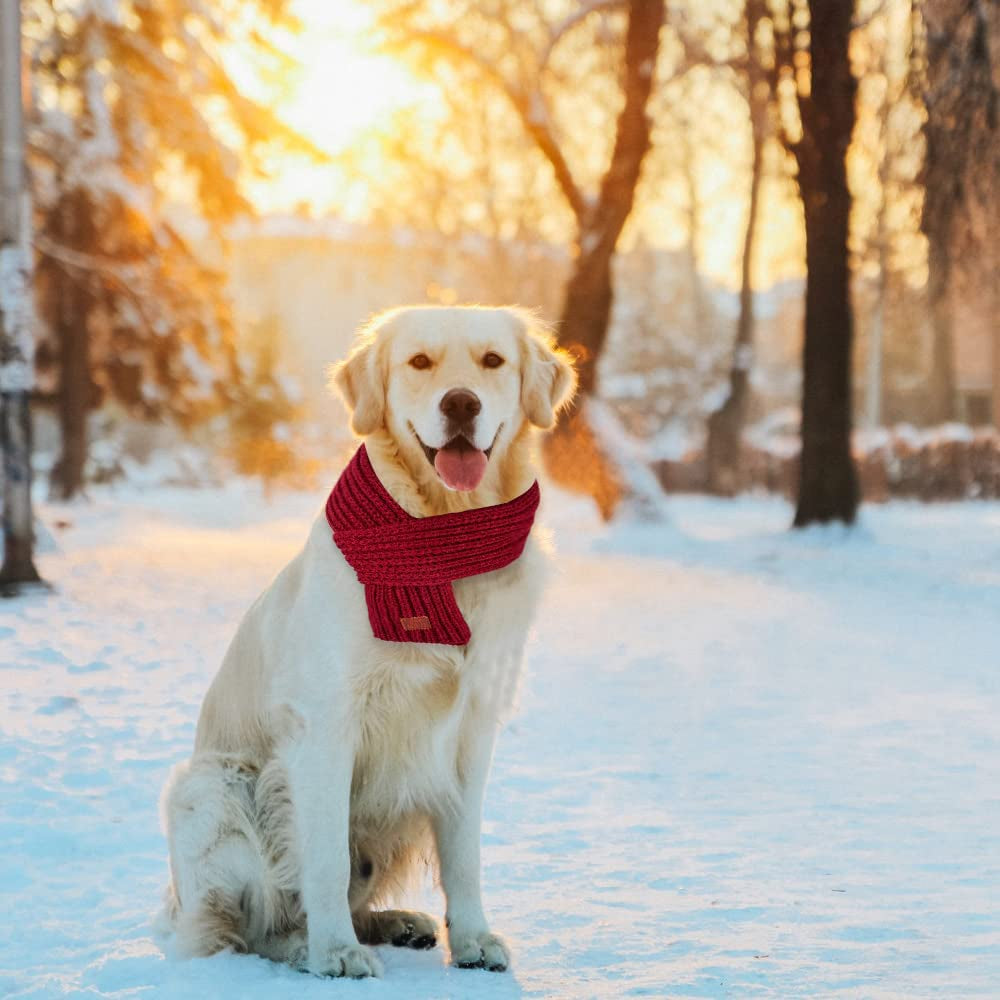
(332, 306, 576, 494)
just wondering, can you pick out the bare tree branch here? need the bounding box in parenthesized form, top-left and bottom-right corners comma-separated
(759, 0, 800, 154)
(386, 30, 588, 220)
(33, 233, 158, 336)
(541, 0, 627, 70)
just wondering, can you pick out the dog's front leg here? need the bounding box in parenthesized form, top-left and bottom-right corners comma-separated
(285, 711, 380, 979)
(433, 723, 510, 972)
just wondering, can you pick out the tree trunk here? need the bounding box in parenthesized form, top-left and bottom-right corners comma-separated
(864, 262, 886, 429)
(550, 236, 627, 519)
(994, 300, 1000, 428)
(706, 1, 768, 495)
(863, 76, 892, 431)
(705, 124, 762, 495)
(544, 0, 665, 518)
(49, 193, 92, 501)
(50, 296, 89, 499)
(792, 0, 860, 527)
(0, 0, 42, 592)
(0, 389, 39, 591)
(559, 236, 619, 401)
(923, 176, 957, 424)
(679, 111, 710, 344)
(863, 198, 888, 429)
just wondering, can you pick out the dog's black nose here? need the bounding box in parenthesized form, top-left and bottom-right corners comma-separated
(440, 388, 481, 421)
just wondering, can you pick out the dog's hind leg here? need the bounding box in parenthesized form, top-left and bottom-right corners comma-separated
(162, 754, 271, 957)
(355, 909, 438, 949)
(177, 887, 250, 956)
(256, 927, 309, 969)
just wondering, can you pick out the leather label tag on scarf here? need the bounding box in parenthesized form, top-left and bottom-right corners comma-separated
(400, 615, 431, 632)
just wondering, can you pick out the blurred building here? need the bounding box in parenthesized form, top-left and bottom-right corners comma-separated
(227, 215, 996, 439)
(226, 215, 567, 404)
(953, 293, 999, 427)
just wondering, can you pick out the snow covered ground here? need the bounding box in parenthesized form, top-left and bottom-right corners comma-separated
(2, 485, 999, 998)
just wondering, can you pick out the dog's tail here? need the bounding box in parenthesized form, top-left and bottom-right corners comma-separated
(151, 881, 180, 941)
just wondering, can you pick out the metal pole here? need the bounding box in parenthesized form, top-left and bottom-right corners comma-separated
(0, 0, 42, 593)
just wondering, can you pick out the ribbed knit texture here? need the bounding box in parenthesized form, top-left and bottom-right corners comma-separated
(326, 445, 540, 645)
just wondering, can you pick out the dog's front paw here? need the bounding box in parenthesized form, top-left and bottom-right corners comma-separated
(449, 930, 510, 972)
(309, 940, 382, 979)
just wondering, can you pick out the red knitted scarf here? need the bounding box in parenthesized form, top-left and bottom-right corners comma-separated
(325, 445, 540, 645)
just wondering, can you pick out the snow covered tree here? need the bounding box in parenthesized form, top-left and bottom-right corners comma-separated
(849, 0, 927, 431)
(1, 0, 43, 592)
(227, 313, 303, 489)
(601, 239, 730, 439)
(23, 0, 318, 498)
(377, 0, 667, 518)
(919, 0, 1000, 425)
(544, 1, 666, 517)
(705, 0, 771, 496)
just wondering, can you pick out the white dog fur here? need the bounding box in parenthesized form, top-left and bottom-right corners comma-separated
(161, 305, 576, 978)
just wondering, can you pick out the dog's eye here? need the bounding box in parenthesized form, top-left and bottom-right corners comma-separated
(482, 352, 505, 369)
(409, 354, 432, 370)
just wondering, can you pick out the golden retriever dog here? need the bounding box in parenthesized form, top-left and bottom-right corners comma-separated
(161, 305, 576, 978)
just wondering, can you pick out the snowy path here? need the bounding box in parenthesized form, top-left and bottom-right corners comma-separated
(2, 488, 999, 998)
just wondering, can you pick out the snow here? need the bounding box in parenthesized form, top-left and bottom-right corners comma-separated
(743, 414, 1000, 464)
(744, 406, 800, 459)
(647, 420, 699, 461)
(3, 485, 1000, 997)
(587, 398, 672, 520)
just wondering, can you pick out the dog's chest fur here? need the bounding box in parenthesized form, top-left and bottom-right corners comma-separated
(347, 541, 543, 824)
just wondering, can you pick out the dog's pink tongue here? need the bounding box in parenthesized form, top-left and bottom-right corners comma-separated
(434, 444, 488, 491)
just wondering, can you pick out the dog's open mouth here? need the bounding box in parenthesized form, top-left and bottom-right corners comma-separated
(413, 428, 497, 492)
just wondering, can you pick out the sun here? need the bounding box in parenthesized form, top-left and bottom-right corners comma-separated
(236, 0, 438, 215)
(279, 1, 422, 158)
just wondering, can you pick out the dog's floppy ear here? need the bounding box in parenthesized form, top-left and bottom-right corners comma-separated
(517, 314, 578, 429)
(330, 331, 385, 436)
